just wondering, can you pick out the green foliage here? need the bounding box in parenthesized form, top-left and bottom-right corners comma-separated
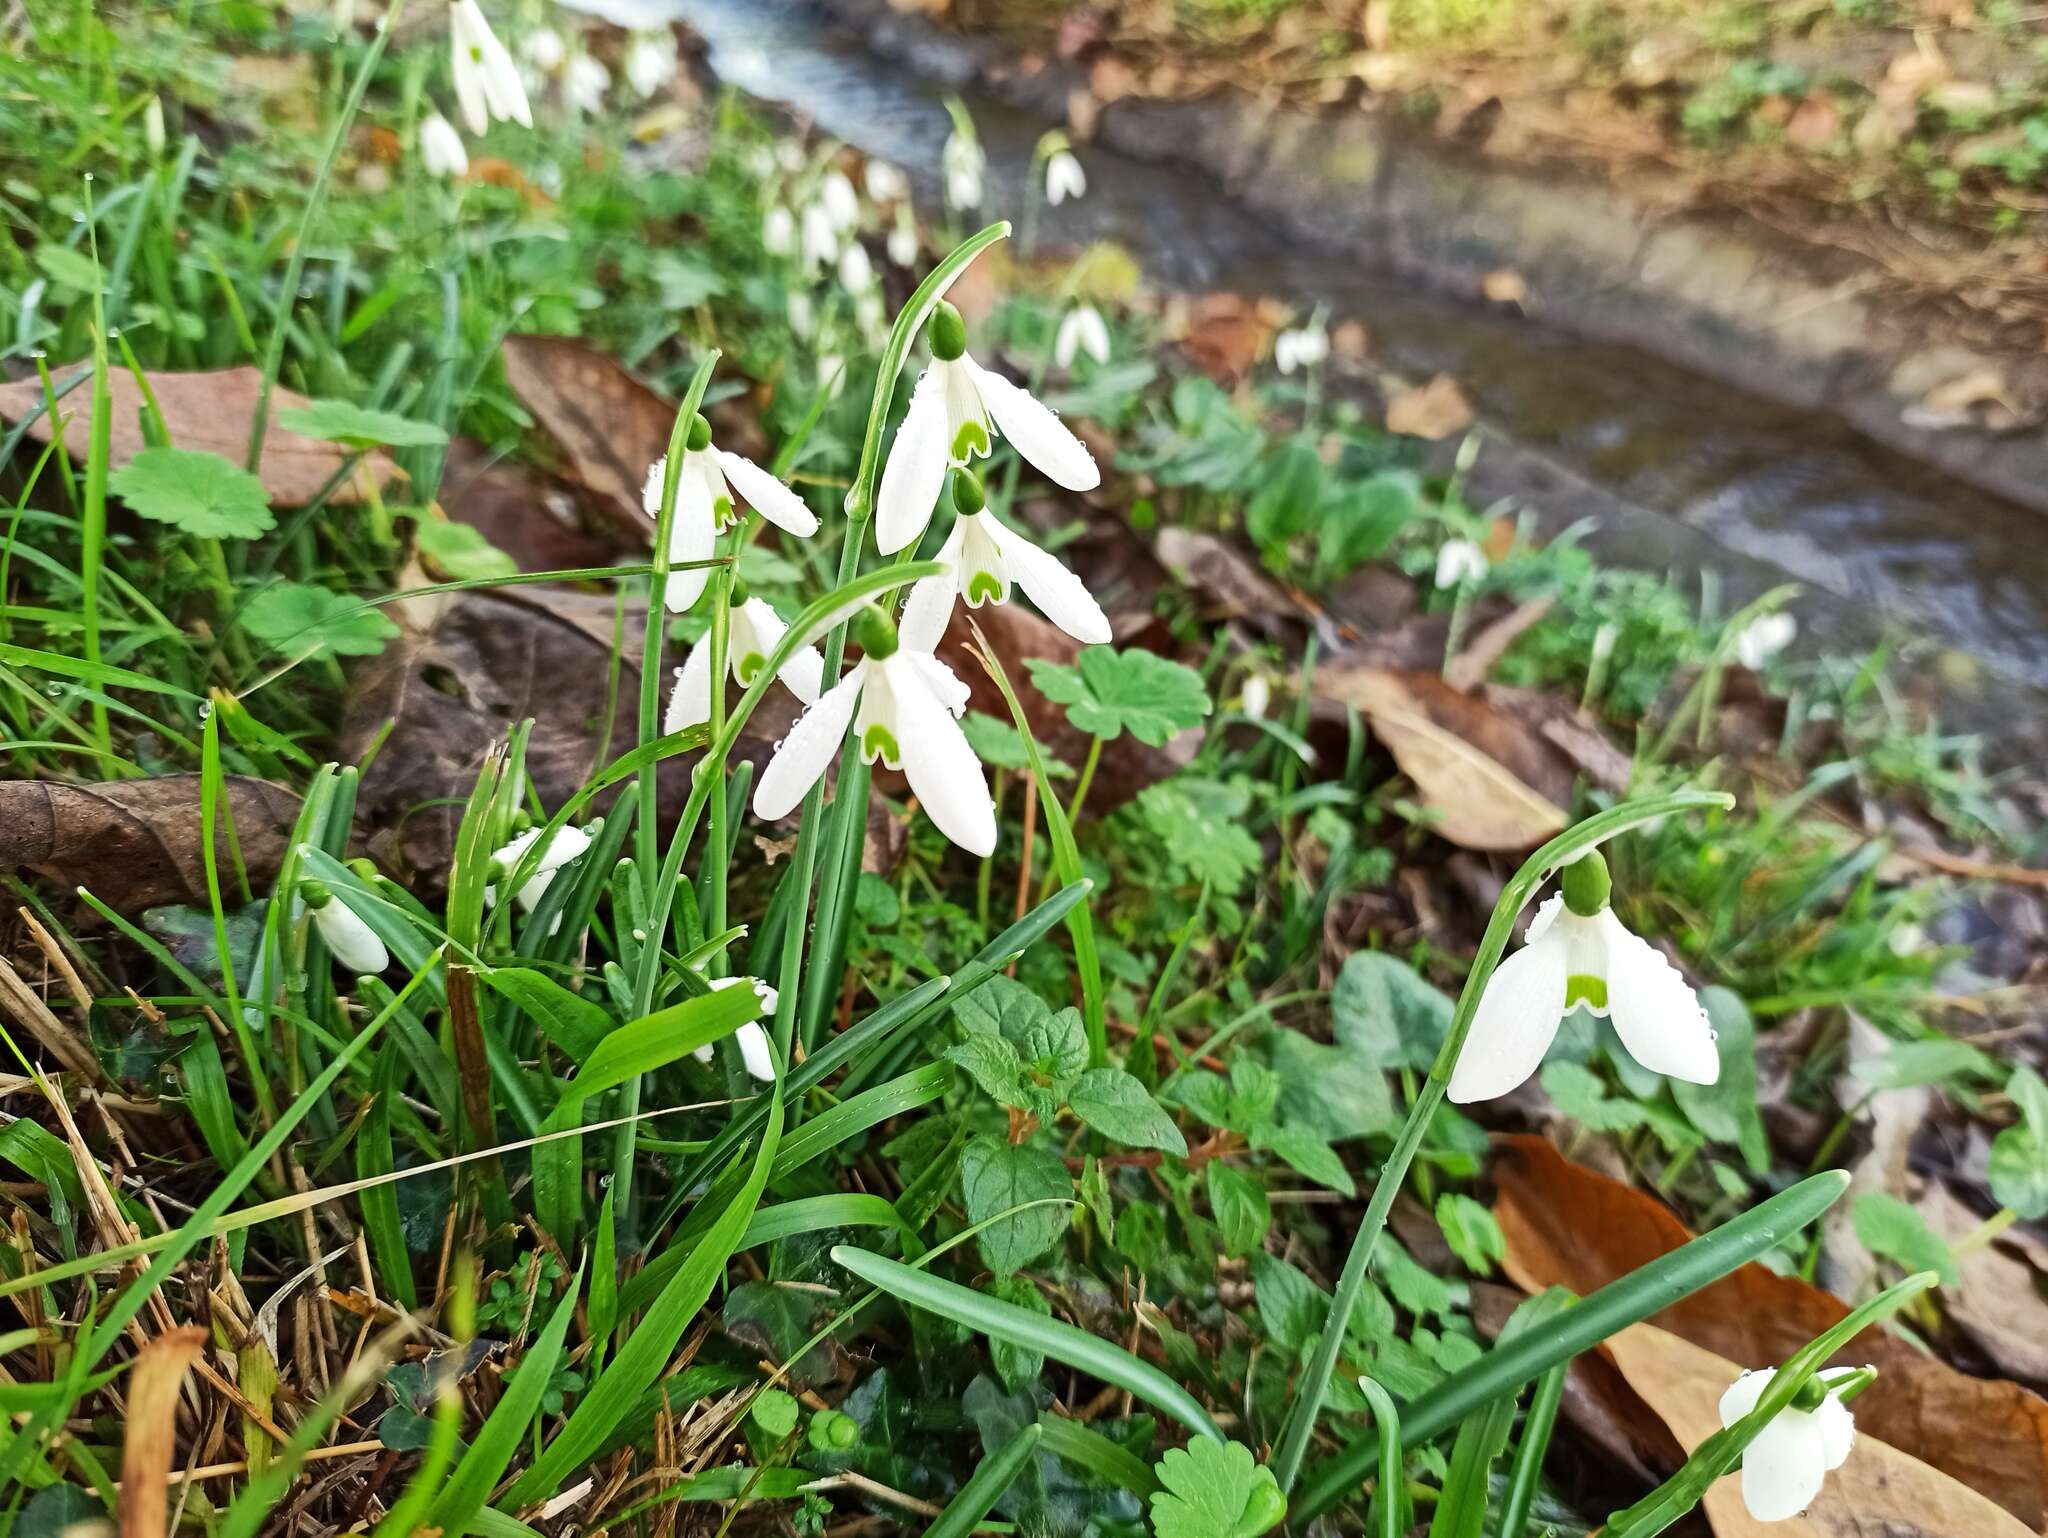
(1992, 1066, 2048, 1218)
(1852, 1193, 1957, 1285)
(107, 447, 274, 538)
(238, 581, 399, 658)
(414, 518, 518, 580)
(960, 1135, 1073, 1275)
(1028, 645, 1212, 745)
(277, 399, 448, 449)
(1150, 1439, 1285, 1538)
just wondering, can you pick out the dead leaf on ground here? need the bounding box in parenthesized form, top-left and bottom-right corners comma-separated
(498, 334, 674, 542)
(1315, 665, 1568, 850)
(1154, 526, 1310, 633)
(1384, 374, 1473, 440)
(1491, 1134, 2048, 1530)
(0, 776, 301, 911)
(1901, 365, 2024, 432)
(119, 1326, 209, 1538)
(1785, 95, 1840, 149)
(1918, 1181, 2048, 1385)
(0, 368, 392, 507)
(1606, 1321, 2034, 1538)
(1445, 595, 1551, 690)
(1166, 293, 1280, 384)
(438, 438, 635, 573)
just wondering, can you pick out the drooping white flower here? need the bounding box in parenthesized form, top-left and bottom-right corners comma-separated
(1274, 323, 1330, 374)
(309, 891, 388, 975)
(1044, 148, 1087, 205)
(787, 289, 815, 340)
(762, 204, 797, 258)
(754, 611, 995, 857)
(838, 240, 875, 294)
(520, 25, 565, 73)
(942, 126, 985, 211)
(419, 112, 468, 178)
(901, 472, 1110, 649)
(562, 52, 609, 114)
(1054, 305, 1111, 369)
(854, 291, 887, 349)
(449, 0, 532, 137)
(819, 169, 861, 232)
(876, 302, 1099, 555)
(487, 821, 596, 911)
(1241, 673, 1272, 720)
(143, 96, 166, 157)
(1718, 1367, 1863, 1522)
(692, 977, 779, 1081)
(887, 218, 920, 268)
(623, 29, 677, 98)
(864, 159, 908, 203)
(1435, 538, 1489, 588)
(800, 202, 840, 273)
(1447, 853, 1718, 1103)
(1734, 612, 1797, 670)
(666, 596, 825, 732)
(642, 415, 819, 614)
(776, 140, 807, 175)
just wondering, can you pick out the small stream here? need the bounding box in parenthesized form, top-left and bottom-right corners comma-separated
(650, 0, 2048, 731)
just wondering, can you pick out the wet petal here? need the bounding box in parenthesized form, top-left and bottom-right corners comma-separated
(665, 646, 713, 733)
(733, 1021, 778, 1081)
(1446, 934, 1569, 1103)
(967, 360, 1099, 491)
(1719, 1368, 1775, 1427)
(718, 449, 818, 537)
(662, 468, 716, 614)
(876, 367, 950, 554)
(886, 655, 996, 856)
(1814, 1391, 1857, 1470)
(742, 597, 822, 704)
(1601, 912, 1720, 1085)
(900, 523, 967, 653)
(753, 664, 866, 821)
(988, 520, 1111, 644)
(908, 651, 971, 716)
(1740, 1412, 1828, 1522)
(313, 900, 388, 976)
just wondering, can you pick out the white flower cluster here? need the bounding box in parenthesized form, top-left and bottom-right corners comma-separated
(760, 148, 918, 361)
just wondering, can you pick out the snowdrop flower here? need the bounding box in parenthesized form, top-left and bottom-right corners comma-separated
(876, 302, 1100, 555)
(800, 203, 840, 273)
(1718, 1367, 1865, 1521)
(776, 140, 807, 175)
(623, 30, 677, 99)
(816, 353, 846, 400)
(643, 415, 819, 614)
(563, 52, 609, 115)
(1044, 147, 1087, 205)
(520, 25, 565, 73)
(787, 290, 815, 341)
(488, 821, 596, 911)
(864, 160, 908, 203)
(1055, 305, 1111, 369)
(902, 471, 1110, 650)
(838, 240, 875, 294)
(854, 291, 887, 350)
(692, 977, 779, 1081)
(1734, 611, 1797, 670)
(144, 96, 166, 157)
(1241, 672, 1272, 720)
(1448, 851, 1718, 1103)
(942, 126, 985, 211)
(820, 169, 861, 232)
(1435, 538, 1489, 589)
(762, 204, 797, 259)
(419, 113, 468, 178)
(755, 607, 996, 856)
(1274, 323, 1329, 375)
(887, 218, 920, 268)
(666, 590, 824, 732)
(449, 0, 531, 137)
(306, 885, 387, 975)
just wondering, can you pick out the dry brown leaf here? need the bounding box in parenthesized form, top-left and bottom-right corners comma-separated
(498, 334, 675, 541)
(1491, 1134, 2048, 1530)
(1384, 374, 1473, 440)
(1918, 1182, 2048, 1385)
(0, 776, 301, 912)
(1606, 1322, 2035, 1538)
(119, 1325, 208, 1538)
(1154, 526, 1307, 629)
(0, 368, 392, 507)
(1171, 293, 1278, 385)
(1480, 269, 1529, 307)
(1785, 95, 1841, 149)
(1316, 665, 1568, 850)
(1445, 595, 1551, 690)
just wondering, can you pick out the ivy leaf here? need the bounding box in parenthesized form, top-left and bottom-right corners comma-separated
(107, 447, 274, 539)
(1315, 470, 1419, 580)
(959, 1135, 1071, 1277)
(1027, 646, 1211, 747)
(1150, 1439, 1284, 1538)
(1245, 436, 1323, 554)
(1331, 951, 1452, 1072)
(1853, 1192, 1958, 1285)
(239, 581, 399, 659)
(1068, 1068, 1186, 1154)
(277, 399, 448, 450)
(1539, 1061, 1647, 1134)
(1251, 1253, 1326, 1354)
(1206, 1162, 1269, 1259)
(960, 711, 1073, 776)
(1136, 779, 1263, 894)
(1434, 1192, 1506, 1276)
(413, 517, 517, 580)
(1262, 1028, 1399, 1142)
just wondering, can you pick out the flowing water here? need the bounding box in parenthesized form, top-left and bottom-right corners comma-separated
(636, 0, 2048, 732)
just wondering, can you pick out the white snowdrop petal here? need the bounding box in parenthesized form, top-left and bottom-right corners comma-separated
(875, 367, 950, 554)
(908, 651, 972, 717)
(753, 664, 866, 821)
(666, 647, 713, 734)
(314, 901, 388, 976)
(419, 114, 468, 178)
(733, 1021, 778, 1081)
(886, 656, 996, 856)
(967, 360, 1099, 492)
(1741, 1412, 1829, 1522)
(1600, 912, 1720, 1085)
(899, 523, 967, 653)
(1522, 892, 1567, 945)
(1814, 1394, 1857, 1471)
(1446, 933, 1569, 1103)
(1718, 1368, 1775, 1427)
(716, 449, 818, 537)
(989, 520, 1111, 644)
(662, 466, 717, 614)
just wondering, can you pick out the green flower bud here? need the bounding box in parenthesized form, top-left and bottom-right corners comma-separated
(952, 468, 986, 515)
(928, 301, 967, 362)
(300, 879, 333, 909)
(728, 578, 752, 608)
(1561, 849, 1611, 918)
(686, 413, 713, 452)
(852, 603, 898, 661)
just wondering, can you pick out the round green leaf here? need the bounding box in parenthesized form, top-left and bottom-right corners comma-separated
(107, 447, 274, 539)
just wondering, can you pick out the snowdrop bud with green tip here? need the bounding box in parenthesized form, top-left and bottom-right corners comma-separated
(1719, 1366, 1869, 1521)
(305, 881, 388, 975)
(1044, 147, 1087, 205)
(900, 469, 1111, 649)
(876, 301, 1099, 555)
(690, 977, 779, 1081)
(1447, 849, 1719, 1102)
(643, 413, 818, 614)
(1055, 305, 1111, 369)
(419, 112, 468, 178)
(487, 820, 597, 911)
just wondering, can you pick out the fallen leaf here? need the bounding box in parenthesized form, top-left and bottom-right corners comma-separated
(1089, 53, 1140, 103)
(1605, 1322, 2034, 1537)
(498, 334, 675, 541)
(1927, 80, 1997, 116)
(1170, 293, 1278, 384)
(0, 776, 301, 911)
(1918, 1181, 2048, 1384)
(1445, 595, 1551, 690)
(466, 156, 553, 206)
(1491, 1134, 2048, 1530)
(1315, 665, 1568, 850)
(1384, 374, 1473, 440)
(1886, 43, 1950, 94)
(1154, 527, 1309, 631)
(118, 1326, 208, 1538)
(1785, 94, 1840, 149)
(0, 368, 392, 507)
(438, 438, 634, 573)
(1901, 365, 2022, 432)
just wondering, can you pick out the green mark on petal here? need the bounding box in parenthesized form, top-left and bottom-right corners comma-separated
(736, 652, 765, 685)
(862, 723, 901, 764)
(1565, 973, 1607, 1012)
(713, 495, 735, 527)
(952, 419, 990, 461)
(966, 570, 1005, 606)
